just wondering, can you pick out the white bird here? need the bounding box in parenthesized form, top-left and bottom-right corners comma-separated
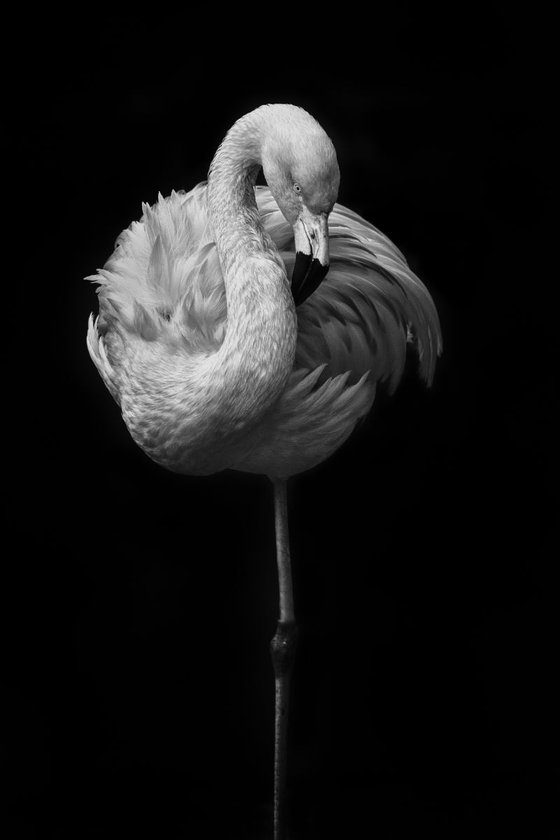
(87, 103, 441, 839)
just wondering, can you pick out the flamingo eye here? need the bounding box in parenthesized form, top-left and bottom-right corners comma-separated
(293, 183, 301, 194)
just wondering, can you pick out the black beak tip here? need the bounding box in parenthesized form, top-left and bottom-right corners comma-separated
(291, 252, 329, 307)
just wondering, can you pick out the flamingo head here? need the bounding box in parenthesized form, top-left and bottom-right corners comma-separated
(261, 108, 340, 305)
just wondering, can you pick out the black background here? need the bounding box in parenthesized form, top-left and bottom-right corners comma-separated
(7, 5, 557, 839)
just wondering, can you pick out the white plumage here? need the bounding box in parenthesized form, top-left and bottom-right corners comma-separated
(87, 106, 441, 479)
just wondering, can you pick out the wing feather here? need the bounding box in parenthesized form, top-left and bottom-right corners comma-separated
(87, 184, 226, 353)
(260, 191, 442, 391)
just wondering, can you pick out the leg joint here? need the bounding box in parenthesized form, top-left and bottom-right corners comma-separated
(270, 620, 299, 676)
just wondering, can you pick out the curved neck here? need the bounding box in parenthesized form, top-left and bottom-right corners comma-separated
(207, 109, 267, 273)
(200, 109, 297, 448)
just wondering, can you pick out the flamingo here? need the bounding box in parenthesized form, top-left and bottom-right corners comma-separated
(86, 103, 442, 839)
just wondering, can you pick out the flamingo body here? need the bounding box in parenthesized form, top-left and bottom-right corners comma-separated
(87, 105, 441, 478)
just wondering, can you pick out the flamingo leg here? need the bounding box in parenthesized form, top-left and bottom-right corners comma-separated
(270, 477, 298, 840)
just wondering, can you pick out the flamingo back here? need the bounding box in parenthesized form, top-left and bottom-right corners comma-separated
(256, 186, 442, 391)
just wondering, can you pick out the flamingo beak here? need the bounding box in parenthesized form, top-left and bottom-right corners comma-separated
(291, 210, 329, 306)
